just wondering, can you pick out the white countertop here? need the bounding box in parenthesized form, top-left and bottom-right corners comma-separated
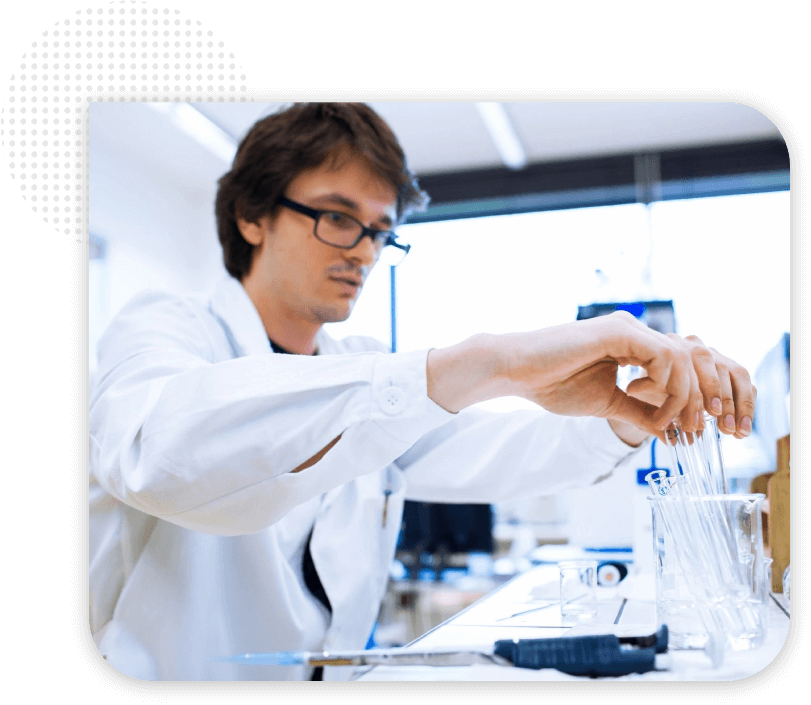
(354, 564, 791, 681)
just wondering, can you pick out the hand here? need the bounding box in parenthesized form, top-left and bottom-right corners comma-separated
(508, 312, 756, 438)
(427, 311, 755, 441)
(626, 334, 756, 439)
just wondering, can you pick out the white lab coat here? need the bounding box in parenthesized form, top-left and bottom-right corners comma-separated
(89, 275, 643, 681)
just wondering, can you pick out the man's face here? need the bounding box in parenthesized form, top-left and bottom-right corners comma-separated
(242, 150, 398, 325)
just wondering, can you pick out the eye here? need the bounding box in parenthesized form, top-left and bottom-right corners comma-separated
(324, 211, 356, 230)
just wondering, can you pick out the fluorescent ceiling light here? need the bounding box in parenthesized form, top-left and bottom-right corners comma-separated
(475, 102, 528, 170)
(146, 102, 237, 164)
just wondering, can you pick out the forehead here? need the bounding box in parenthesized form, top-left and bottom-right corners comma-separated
(287, 149, 398, 223)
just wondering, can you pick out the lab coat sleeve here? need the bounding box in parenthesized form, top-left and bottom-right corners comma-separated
(89, 292, 453, 536)
(396, 405, 646, 503)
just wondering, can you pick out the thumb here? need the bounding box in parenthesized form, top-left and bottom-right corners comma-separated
(625, 376, 667, 406)
(602, 387, 666, 441)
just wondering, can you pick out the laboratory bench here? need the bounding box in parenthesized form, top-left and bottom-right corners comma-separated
(353, 564, 791, 682)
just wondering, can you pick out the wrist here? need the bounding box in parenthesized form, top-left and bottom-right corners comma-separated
(607, 418, 650, 447)
(427, 333, 514, 412)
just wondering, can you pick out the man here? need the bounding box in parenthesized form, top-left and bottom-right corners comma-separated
(89, 103, 755, 681)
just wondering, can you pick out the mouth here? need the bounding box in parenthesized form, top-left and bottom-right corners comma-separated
(329, 276, 363, 295)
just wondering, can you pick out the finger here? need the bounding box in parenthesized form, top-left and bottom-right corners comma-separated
(688, 343, 723, 418)
(650, 350, 692, 430)
(668, 334, 715, 430)
(662, 422, 682, 448)
(651, 336, 703, 431)
(675, 357, 703, 434)
(714, 357, 737, 435)
(730, 366, 756, 438)
(748, 385, 758, 436)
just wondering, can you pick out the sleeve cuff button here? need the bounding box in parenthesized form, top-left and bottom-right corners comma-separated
(378, 386, 407, 415)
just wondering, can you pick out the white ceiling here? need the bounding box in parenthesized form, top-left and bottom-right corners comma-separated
(89, 101, 782, 198)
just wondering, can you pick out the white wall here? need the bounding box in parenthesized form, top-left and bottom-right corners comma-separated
(89, 121, 229, 370)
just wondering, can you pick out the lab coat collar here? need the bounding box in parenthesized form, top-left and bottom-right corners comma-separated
(208, 275, 340, 358)
(208, 275, 272, 358)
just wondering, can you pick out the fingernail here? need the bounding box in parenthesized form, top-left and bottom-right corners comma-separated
(740, 416, 752, 434)
(711, 397, 722, 414)
(724, 414, 735, 430)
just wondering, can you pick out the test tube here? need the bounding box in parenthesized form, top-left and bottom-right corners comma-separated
(696, 414, 729, 494)
(663, 413, 728, 496)
(648, 496, 726, 667)
(663, 416, 743, 584)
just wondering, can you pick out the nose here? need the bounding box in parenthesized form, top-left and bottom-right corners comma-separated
(344, 232, 379, 269)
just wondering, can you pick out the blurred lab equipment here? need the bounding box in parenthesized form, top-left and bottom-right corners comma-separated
(752, 333, 790, 470)
(397, 501, 493, 581)
(558, 559, 598, 623)
(596, 561, 628, 586)
(715, 333, 789, 495)
(376, 502, 498, 647)
(576, 299, 676, 333)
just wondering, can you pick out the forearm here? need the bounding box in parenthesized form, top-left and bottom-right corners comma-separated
(425, 314, 708, 438)
(426, 321, 612, 413)
(426, 319, 610, 415)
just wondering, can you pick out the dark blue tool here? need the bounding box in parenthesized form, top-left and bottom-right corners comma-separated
(493, 625, 669, 678)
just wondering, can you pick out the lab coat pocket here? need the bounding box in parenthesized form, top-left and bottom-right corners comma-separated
(309, 466, 406, 649)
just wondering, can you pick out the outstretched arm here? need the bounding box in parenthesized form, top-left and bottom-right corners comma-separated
(426, 311, 755, 442)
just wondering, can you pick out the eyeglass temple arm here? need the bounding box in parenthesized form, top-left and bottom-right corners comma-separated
(388, 237, 410, 253)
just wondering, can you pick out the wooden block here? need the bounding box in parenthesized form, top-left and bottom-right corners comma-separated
(751, 472, 774, 551)
(751, 472, 774, 497)
(768, 435, 790, 592)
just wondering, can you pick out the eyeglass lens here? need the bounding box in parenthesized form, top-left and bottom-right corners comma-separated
(316, 212, 385, 249)
(314, 211, 408, 265)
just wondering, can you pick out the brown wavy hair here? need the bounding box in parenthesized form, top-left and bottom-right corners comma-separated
(215, 103, 429, 280)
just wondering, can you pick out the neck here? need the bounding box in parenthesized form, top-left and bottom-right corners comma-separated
(265, 323, 320, 356)
(262, 314, 320, 356)
(241, 277, 321, 356)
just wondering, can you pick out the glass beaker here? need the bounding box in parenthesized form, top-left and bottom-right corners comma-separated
(558, 560, 598, 623)
(649, 494, 768, 652)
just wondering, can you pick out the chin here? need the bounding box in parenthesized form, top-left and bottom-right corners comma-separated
(312, 303, 353, 324)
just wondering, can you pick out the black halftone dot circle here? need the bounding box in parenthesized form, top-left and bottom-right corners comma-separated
(5, 0, 248, 235)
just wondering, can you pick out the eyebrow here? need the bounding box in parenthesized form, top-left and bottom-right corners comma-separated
(310, 193, 394, 229)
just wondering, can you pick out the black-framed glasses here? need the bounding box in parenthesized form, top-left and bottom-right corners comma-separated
(277, 196, 411, 266)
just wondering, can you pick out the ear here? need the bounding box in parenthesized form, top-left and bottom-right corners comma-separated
(236, 216, 267, 247)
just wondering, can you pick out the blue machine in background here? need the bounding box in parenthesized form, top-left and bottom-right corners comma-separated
(577, 300, 676, 335)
